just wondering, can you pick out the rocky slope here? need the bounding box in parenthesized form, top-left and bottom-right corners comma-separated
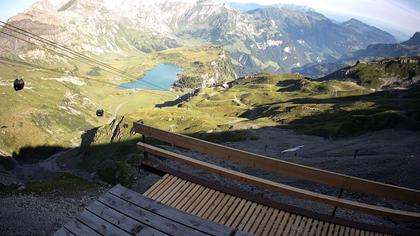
(295, 32, 420, 78)
(319, 56, 420, 90)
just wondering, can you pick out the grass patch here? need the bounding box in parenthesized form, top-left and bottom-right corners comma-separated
(8, 173, 98, 196)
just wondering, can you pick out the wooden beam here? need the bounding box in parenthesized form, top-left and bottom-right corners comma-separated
(133, 122, 420, 203)
(137, 142, 420, 222)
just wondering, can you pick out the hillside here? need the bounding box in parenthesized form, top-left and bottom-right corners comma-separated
(0, 46, 234, 156)
(119, 67, 420, 141)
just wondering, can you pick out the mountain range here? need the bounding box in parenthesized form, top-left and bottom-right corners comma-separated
(0, 0, 398, 76)
(294, 32, 420, 77)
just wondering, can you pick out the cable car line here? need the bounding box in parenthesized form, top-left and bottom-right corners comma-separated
(0, 56, 175, 98)
(0, 21, 135, 77)
(0, 21, 172, 92)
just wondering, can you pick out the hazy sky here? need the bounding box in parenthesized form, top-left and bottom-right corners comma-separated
(1, 0, 419, 39)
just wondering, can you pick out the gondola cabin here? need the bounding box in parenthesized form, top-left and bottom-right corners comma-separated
(13, 78, 24, 91)
(96, 109, 104, 117)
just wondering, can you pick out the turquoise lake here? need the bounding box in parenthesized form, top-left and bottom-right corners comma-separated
(118, 63, 183, 91)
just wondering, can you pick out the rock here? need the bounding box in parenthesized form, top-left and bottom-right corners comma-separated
(17, 185, 26, 191)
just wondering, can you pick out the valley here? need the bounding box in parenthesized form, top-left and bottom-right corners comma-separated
(0, 1, 420, 235)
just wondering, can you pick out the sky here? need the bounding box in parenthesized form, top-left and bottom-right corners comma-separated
(1, 0, 419, 40)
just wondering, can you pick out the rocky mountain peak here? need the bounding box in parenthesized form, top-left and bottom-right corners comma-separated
(343, 18, 364, 25)
(402, 32, 420, 46)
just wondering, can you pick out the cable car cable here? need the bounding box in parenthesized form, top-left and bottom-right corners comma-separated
(0, 21, 172, 92)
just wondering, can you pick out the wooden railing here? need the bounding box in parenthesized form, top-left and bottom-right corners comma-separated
(133, 122, 420, 221)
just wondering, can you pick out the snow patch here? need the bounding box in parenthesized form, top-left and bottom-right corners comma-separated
(267, 40, 283, 47)
(42, 76, 85, 86)
(297, 39, 305, 45)
(57, 105, 81, 115)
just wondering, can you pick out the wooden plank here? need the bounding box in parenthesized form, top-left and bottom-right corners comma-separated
(268, 210, 286, 236)
(315, 221, 325, 236)
(63, 220, 101, 236)
(334, 224, 341, 236)
(137, 142, 420, 221)
(261, 209, 280, 236)
(54, 228, 74, 236)
(309, 219, 319, 236)
(219, 197, 241, 225)
(295, 216, 308, 236)
(148, 175, 174, 199)
(134, 122, 420, 203)
(238, 202, 258, 231)
(176, 183, 201, 209)
(249, 205, 268, 234)
(160, 180, 187, 204)
(77, 210, 133, 236)
(203, 192, 226, 219)
(153, 176, 178, 200)
(110, 185, 234, 236)
(243, 204, 263, 232)
(281, 214, 297, 236)
(192, 189, 216, 215)
(289, 215, 302, 235)
(185, 188, 211, 213)
(181, 185, 207, 212)
(327, 223, 336, 236)
(86, 201, 168, 236)
(255, 207, 274, 236)
(214, 196, 237, 223)
(230, 200, 253, 228)
(345, 227, 351, 236)
(166, 180, 192, 206)
(99, 192, 209, 236)
(171, 182, 197, 208)
(275, 212, 291, 235)
(302, 217, 313, 236)
(321, 222, 330, 236)
(144, 174, 169, 196)
(146, 174, 171, 198)
(196, 190, 221, 217)
(155, 177, 183, 202)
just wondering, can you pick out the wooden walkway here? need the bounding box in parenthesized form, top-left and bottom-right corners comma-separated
(54, 185, 251, 236)
(145, 173, 393, 236)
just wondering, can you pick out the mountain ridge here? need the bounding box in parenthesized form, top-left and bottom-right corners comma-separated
(294, 31, 420, 78)
(0, 0, 396, 76)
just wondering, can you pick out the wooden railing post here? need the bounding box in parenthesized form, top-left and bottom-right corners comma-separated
(140, 121, 149, 160)
(332, 187, 344, 217)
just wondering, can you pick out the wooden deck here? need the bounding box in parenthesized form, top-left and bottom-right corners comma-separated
(54, 185, 251, 236)
(145, 173, 394, 236)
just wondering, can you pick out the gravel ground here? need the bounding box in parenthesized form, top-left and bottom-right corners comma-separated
(0, 188, 108, 236)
